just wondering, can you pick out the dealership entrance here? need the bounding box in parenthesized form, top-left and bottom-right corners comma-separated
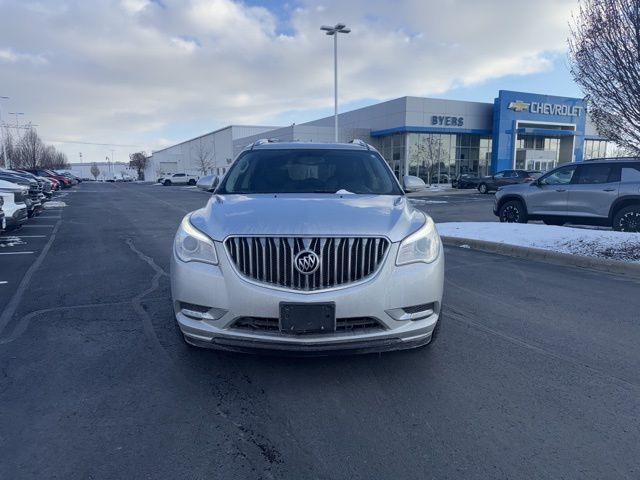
(514, 123, 576, 171)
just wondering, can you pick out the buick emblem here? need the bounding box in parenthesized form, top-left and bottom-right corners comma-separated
(294, 250, 320, 275)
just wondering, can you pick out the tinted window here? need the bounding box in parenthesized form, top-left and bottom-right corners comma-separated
(173, 173, 185, 177)
(504, 171, 518, 178)
(219, 149, 403, 195)
(577, 164, 616, 184)
(540, 165, 577, 185)
(621, 166, 640, 182)
(493, 172, 505, 179)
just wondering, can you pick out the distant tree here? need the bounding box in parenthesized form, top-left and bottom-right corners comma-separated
(129, 151, 148, 180)
(569, 0, 640, 154)
(192, 137, 215, 175)
(410, 136, 447, 184)
(1, 128, 16, 168)
(91, 163, 100, 180)
(17, 128, 44, 169)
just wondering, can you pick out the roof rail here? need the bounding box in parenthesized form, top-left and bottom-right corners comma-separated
(349, 139, 370, 150)
(251, 138, 279, 149)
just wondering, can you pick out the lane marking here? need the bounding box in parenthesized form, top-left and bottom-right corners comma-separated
(0, 281, 7, 285)
(0, 252, 35, 255)
(0, 220, 61, 333)
(0, 235, 46, 238)
(20, 225, 55, 228)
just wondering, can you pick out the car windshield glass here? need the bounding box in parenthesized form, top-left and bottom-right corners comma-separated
(218, 149, 403, 195)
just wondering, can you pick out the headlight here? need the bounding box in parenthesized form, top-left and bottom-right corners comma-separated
(396, 215, 441, 265)
(174, 215, 218, 265)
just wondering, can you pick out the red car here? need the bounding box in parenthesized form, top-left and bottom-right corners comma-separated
(24, 169, 73, 188)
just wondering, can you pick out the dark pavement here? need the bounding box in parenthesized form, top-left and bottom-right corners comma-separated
(1, 183, 639, 479)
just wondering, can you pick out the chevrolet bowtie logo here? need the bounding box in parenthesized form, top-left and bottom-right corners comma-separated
(508, 100, 530, 112)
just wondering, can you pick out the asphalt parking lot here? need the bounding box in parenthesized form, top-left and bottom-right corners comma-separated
(1, 182, 639, 479)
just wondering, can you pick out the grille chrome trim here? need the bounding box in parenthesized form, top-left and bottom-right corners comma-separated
(224, 235, 391, 292)
(231, 316, 386, 334)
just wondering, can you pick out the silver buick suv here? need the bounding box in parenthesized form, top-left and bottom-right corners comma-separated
(170, 140, 444, 354)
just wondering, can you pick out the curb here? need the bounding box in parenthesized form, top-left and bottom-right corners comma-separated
(441, 235, 640, 280)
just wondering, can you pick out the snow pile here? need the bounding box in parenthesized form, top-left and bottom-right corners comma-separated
(0, 237, 26, 248)
(437, 222, 640, 263)
(44, 201, 67, 208)
(425, 183, 453, 191)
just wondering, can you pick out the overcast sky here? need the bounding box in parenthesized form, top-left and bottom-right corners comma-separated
(0, 0, 581, 163)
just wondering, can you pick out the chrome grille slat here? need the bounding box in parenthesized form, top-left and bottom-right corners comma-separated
(225, 236, 389, 292)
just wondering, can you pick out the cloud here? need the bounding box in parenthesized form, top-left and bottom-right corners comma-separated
(0, 48, 48, 65)
(0, 0, 577, 159)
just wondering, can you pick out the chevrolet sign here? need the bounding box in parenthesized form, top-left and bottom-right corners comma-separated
(508, 99, 582, 116)
(508, 100, 530, 112)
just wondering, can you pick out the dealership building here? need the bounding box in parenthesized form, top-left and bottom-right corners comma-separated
(144, 90, 609, 182)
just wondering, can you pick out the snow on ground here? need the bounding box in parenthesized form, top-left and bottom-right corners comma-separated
(44, 201, 67, 208)
(0, 237, 26, 248)
(410, 199, 449, 206)
(424, 183, 452, 192)
(437, 222, 640, 263)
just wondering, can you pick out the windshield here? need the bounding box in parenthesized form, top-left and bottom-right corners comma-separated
(218, 149, 403, 195)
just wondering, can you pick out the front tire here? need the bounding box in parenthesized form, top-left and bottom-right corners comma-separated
(478, 183, 489, 194)
(613, 205, 640, 232)
(163, 180, 172, 186)
(499, 200, 528, 223)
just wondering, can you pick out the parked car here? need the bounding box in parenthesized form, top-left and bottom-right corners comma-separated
(452, 174, 480, 189)
(23, 169, 73, 188)
(477, 170, 542, 194)
(9, 170, 49, 203)
(171, 140, 444, 354)
(0, 179, 29, 230)
(0, 171, 42, 216)
(55, 171, 80, 184)
(494, 159, 640, 231)
(160, 173, 199, 186)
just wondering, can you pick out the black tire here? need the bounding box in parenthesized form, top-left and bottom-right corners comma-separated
(612, 205, 640, 232)
(478, 183, 489, 194)
(543, 218, 565, 226)
(499, 200, 528, 223)
(163, 179, 171, 186)
(188, 179, 197, 186)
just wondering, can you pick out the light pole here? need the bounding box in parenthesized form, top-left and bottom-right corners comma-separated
(321, 23, 350, 142)
(0, 96, 8, 168)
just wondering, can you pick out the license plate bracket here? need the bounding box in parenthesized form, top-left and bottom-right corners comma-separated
(279, 302, 336, 334)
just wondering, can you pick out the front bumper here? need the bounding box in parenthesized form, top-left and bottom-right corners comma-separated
(171, 241, 445, 354)
(5, 207, 28, 228)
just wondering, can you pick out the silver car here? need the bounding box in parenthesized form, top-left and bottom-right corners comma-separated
(494, 159, 640, 232)
(170, 140, 444, 354)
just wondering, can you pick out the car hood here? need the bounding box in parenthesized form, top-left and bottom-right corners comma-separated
(189, 194, 427, 243)
(0, 179, 28, 192)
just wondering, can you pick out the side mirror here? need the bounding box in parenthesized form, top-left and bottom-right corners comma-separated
(402, 175, 427, 193)
(196, 175, 218, 192)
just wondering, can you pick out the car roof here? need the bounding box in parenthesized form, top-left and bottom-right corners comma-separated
(248, 141, 372, 151)
(584, 158, 640, 164)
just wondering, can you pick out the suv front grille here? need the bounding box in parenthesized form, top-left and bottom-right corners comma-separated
(231, 316, 385, 334)
(225, 236, 390, 291)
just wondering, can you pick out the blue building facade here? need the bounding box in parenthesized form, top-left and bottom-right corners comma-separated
(300, 90, 609, 182)
(491, 90, 589, 174)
